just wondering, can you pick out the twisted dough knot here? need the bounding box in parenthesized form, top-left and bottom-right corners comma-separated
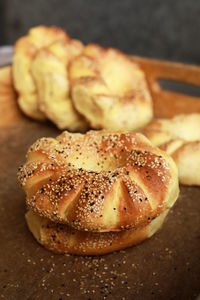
(69, 44, 153, 130)
(18, 130, 179, 232)
(142, 113, 200, 185)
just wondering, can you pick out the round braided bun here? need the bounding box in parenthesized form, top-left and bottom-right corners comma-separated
(31, 39, 89, 131)
(25, 209, 169, 255)
(18, 130, 179, 234)
(69, 44, 153, 131)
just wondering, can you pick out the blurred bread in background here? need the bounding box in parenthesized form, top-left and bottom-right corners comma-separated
(31, 39, 89, 131)
(142, 114, 200, 185)
(13, 26, 70, 121)
(12, 25, 153, 132)
(70, 44, 153, 130)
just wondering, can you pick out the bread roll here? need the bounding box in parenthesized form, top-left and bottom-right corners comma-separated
(142, 114, 200, 185)
(69, 44, 153, 130)
(31, 39, 89, 131)
(26, 209, 169, 255)
(18, 130, 179, 232)
(13, 26, 69, 120)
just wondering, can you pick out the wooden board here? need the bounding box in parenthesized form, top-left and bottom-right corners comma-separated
(0, 66, 21, 127)
(0, 58, 200, 300)
(132, 56, 200, 118)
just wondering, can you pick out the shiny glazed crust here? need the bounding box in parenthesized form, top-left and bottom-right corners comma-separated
(18, 130, 179, 232)
(69, 44, 153, 130)
(142, 114, 200, 185)
(26, 209, 169, 255)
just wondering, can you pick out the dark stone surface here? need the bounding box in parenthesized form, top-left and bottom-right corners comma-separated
(1, 0, 200, 64)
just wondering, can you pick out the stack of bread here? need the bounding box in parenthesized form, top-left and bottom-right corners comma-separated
(18, 130, 179, 255)
(14, 25, 191, 255)
(12, 26, 153, 132)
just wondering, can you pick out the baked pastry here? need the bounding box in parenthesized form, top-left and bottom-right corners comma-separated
(31, 39, 89, 131)
(18, 130, 179, 232)
(12, 25, 70, 120)
(13, 26, 153, 132)
(69, 44, 153, 131)
(142, 114, 200, 185)
(25, 208, 169, 255)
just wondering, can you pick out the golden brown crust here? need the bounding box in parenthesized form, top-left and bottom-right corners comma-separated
(18, 130, 179, 232)
(69, 44, 153, 130)
(25, 209, 169, 255)
(142, 114, 200, 185)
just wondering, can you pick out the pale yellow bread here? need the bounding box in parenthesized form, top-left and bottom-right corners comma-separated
(172, 141, 200, 185)
(142, 114, 200, 185)
(31, 39, 89, 131)
(18, 130, 179, 232)
(13, 25, 70, 120)
(26, 209, 169, 255)
(69, 44, 153, 130)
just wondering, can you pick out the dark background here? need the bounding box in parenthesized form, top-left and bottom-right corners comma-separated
(1, 0, 200, 64)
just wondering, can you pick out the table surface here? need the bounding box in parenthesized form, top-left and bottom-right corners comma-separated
(0, 117, 200, 300)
